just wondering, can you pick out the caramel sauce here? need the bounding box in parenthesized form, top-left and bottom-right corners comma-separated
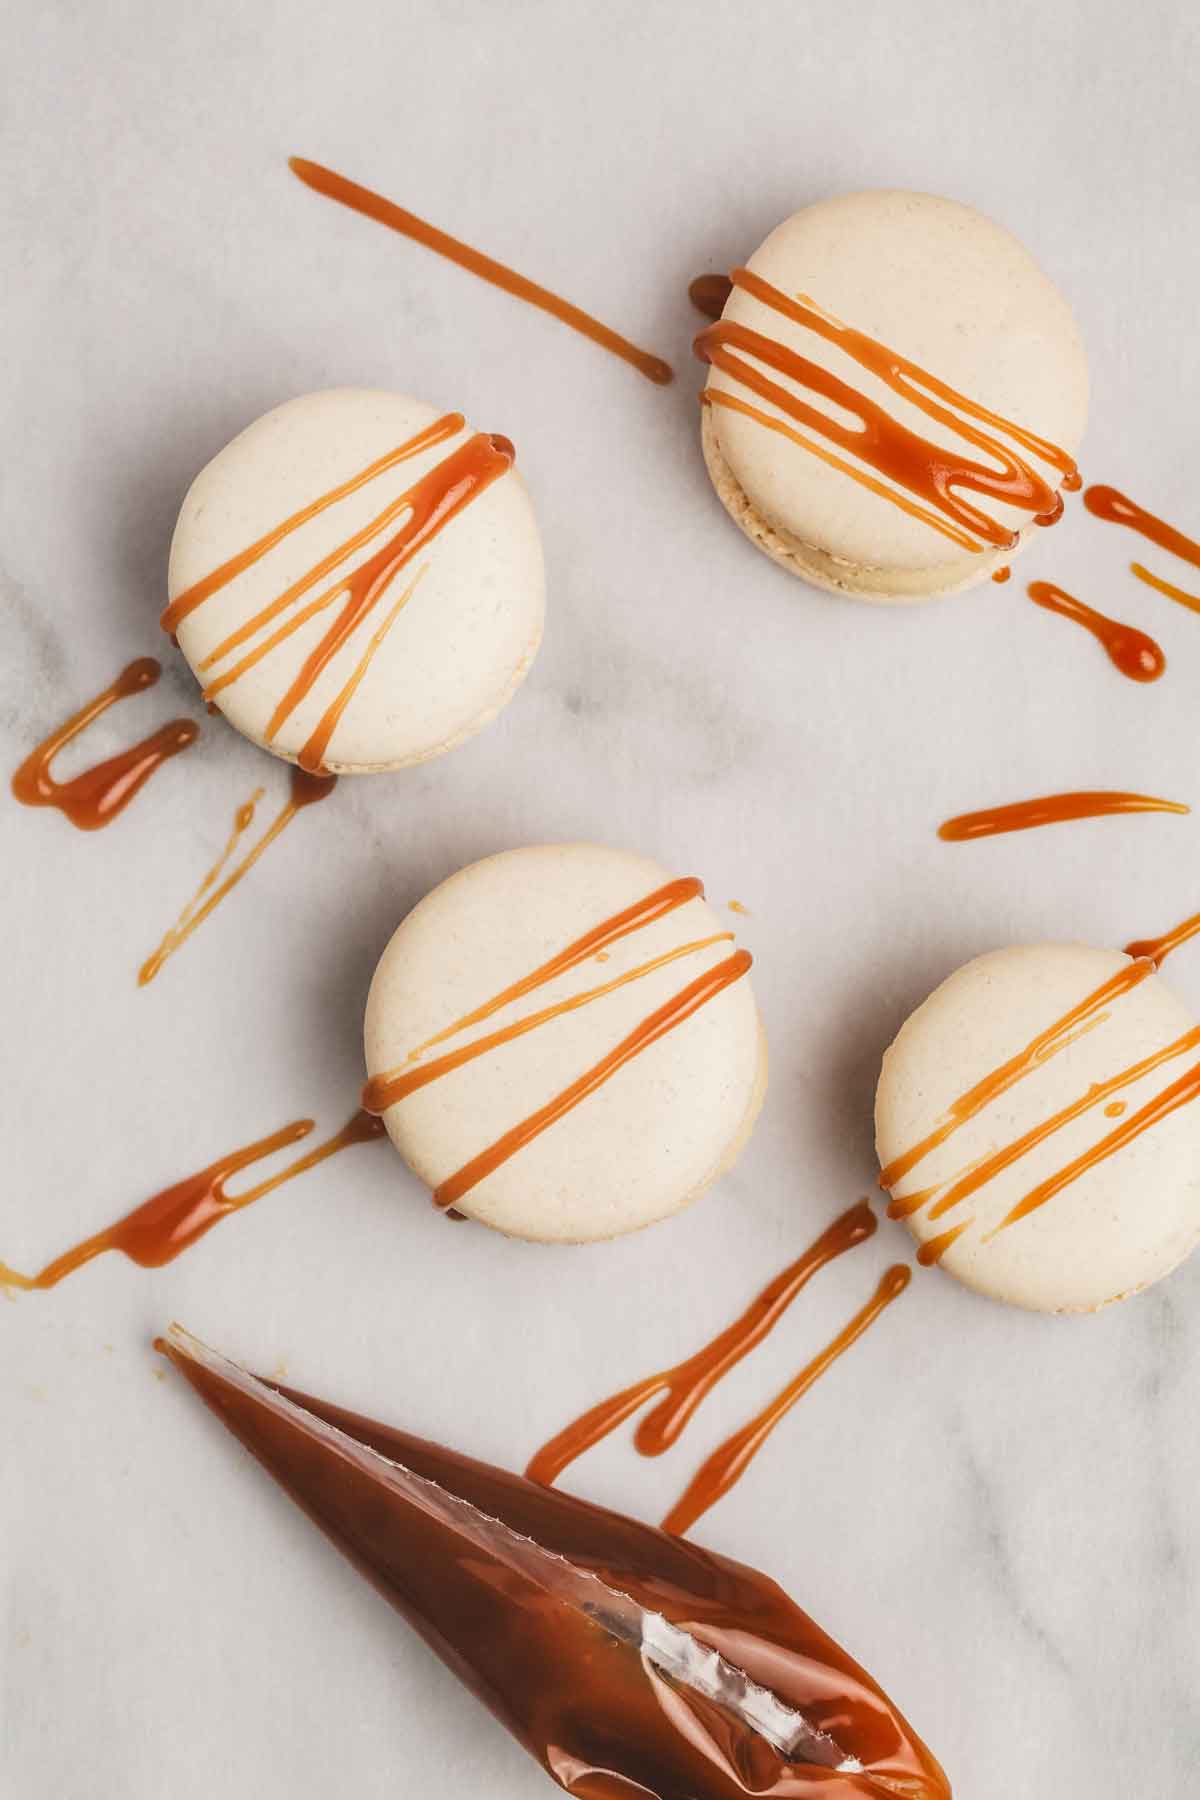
(296, 566, 427, 773)
(991, 566, 1011, 583)
(526, 1201, 876, 1488)
(1126, 905, 1200, 967)
(11, 658, 197, 830)
(938, 790, 1188, 841)
(139, 766, 336, 986)
(1083, 485, 1200, 608)
(695, 267, 1076, 553)
(915, 1222, 972, 1269)
(161, 1331, 952, 1799)
(289, 157, 673, 386)
(431, 950, 751, 1212)
(0, 1111, 382, 1293)
(660, 1268, 911, 1537)
(688, 273, 733, 320)
(879, 957, 1153, 1192)
(1027, 581, 1165, 682)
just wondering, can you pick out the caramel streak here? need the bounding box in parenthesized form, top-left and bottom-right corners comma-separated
(1131, 563, 1200, 616)
(1027, 581, 1165, 683)
(298, 566, 428, 773)
(162, 414, 462, 635)
(1126, 907, 1200, 967)
(938, 791, 1189, 841)
(408, 877, 706, 1062)
(364, 933, 733, 1115)
(524, 1201, 876, 1487)
(916, 1220, 973, 1268)
(289, 157, 673, 387)
(11, 659, 197, 831)
(139, 767, 336, 986)
(922, 1025, 1200, 1223)
(688, 273, 733, 320)
(989, 1059, 1200, 1238)
(432, 951, 752, 1211)
(660, 1266, 911, 1537)
(702, 388, 979, 551)
(879, 959, 1154, 1192)
(1083, 485, 1200, 572)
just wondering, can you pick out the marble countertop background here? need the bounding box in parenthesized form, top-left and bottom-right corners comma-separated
(3, 3, 1199, 1795)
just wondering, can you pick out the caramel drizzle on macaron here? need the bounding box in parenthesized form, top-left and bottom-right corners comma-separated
(0, 1110, 384, 1294)
(161, 415, 513, 772)
(11, 658, 197, 831)
(883, 934, 1200, 1262)
(362, 877, 752, 1212)
(695, 267, 1078, 553)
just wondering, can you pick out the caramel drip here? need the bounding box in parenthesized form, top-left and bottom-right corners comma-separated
(688, 273, 733, 320)
(0, 1111, 382, 1293)
(139, 766, 336, 986)
(992, 567, 1011, 583)
(938, 790, 1188, 841)
(364, 933, 733, 1114)
(525, 1201, 876, 1488)
(1126, 906, 1200, 967)
(922, 1025, 1200, 1224)
(161, 415, 461, 635)
(1028, 581, 1165, 682)
(1130, 564, 1200, 616)
(431, 951, 752, 1211)
(879, 957, 1153, 1192)
(380, 876, 705, 1073)
(297, 566, 427, 773)
(11, 658, 197, 830)
(289, 157, 673, 386)
(988, 1059, 1200, 1238)
(1084, 485, 1200, 607)
(660, 1268, 911, 1537)
(696, 267, 1075, 552)
(915, 1221, 972, 1268)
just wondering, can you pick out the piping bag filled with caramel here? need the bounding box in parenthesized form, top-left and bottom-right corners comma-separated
(158, 1327, 950, 1798)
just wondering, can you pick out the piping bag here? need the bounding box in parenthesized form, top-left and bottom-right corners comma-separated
(157, 1326, 951, 1799)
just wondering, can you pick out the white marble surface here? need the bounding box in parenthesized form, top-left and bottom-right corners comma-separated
(3, 3, 1200, 1795)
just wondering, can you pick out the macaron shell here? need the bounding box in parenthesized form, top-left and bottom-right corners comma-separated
(168, 389, 545, 772)
(364, 844, 765, 1243)
(875, 945, 1200, 1313)
(705, 191, 1088, 591)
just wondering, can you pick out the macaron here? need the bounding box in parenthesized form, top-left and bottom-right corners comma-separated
(875, 945, 1200, 1312)
(165, 389, 545, 772)
(696, 191, 1088, 602)
(363, 844, 766, 1242)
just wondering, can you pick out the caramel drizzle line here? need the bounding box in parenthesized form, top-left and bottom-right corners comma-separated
(288, 157, 673, 387)
(916, 1221, 973, 1268)
(1027, 581, 1165, 683)
(696, 267, 1075, 551)
(1126, 906, 1200, 967)
(371, 876, 705, 1083)
(139, 766, 336, 986)
(431, 951, 752, 1212)
(701, 389, 979, 552)
(919, 1025, 1200, 1226)
(938, 790, 1189, 842)
(11, 658, 198, 831)
(365, 933, 733, 1113)
(161, 414, 460, 635)
(1083, 485, 1200, 608)
(0, 1111, 384, 1293)
(525, 1200, 877, 1488)
(660, 1267, 911, 1538)
(296, 566, 427, 774)
(879, 957, 1154, 1193)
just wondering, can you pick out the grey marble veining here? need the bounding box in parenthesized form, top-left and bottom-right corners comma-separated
(3, 3, 1199, 1796)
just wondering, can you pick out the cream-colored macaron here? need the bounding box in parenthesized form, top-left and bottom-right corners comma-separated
(875, 945, 1200, 1313)
(166, 389, 544, 772)
(698, 191, 1088, 602)
(363, 844, 766, 1242)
